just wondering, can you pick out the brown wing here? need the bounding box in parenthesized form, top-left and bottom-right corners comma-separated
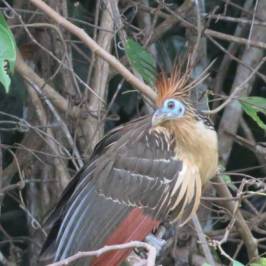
(92, 121, 201, 222)
(41, 116, 201, 263)
(93, 125, 183, 219)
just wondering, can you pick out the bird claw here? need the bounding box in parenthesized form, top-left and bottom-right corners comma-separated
(145, 234, 166, 253)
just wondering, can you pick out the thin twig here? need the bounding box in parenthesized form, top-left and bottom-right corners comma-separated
(31, 82, 83, 170)
(205, 57, 266, 114)
(213, 176, 259, 261)
(204, 14, 266, 27)
(85, 0, 116, 150)
(24, 75, 71, 188)
(47, 241, 156, 266)
(190, 0, 202, 68)
(16, 53, 80, 118)
(159, 1, 266, 51)
(29, 0, 156, 101)
(192, 215, 216, 266)
(247, 0, 259, 47)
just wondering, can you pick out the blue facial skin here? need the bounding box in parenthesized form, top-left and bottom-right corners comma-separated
(152, 99, 186, 126)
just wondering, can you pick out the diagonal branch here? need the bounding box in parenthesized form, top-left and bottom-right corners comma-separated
(47, 241, 156, 266)
(218, 0, 266, 164)
(24, 76, 71, 188)
(213, 176, 259, 261)
(29, 0, 156, 102)
(16, 53, 80, 118)
(84, 0, 117, 151)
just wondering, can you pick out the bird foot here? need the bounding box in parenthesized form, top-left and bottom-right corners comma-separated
(145, 234, 166, 253)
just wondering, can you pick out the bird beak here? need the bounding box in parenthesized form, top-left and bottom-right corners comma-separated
(152, 109, 169, 126)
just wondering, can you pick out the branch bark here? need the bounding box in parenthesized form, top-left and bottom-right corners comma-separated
(212, 0, 254, 107)
(24, 78, 70, 188)
(218, 0, 266, 164)
(47, 241, 156, 266)
(29, 0, 156, 102)
(213, 176, 259, 261)
(82, 0, 116, 152)
(16, 53, 80, 118)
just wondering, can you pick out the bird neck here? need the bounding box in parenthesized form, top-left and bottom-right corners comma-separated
(167, 119, 218, 184)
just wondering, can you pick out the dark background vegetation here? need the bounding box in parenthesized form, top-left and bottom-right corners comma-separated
(0, 0, 266, 265)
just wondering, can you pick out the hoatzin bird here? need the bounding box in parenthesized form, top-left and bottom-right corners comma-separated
(40, 67, 218, 266)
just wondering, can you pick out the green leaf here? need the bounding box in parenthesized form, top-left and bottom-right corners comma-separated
(251, 257, 266, 266)
(222, 174, 232, 184)
(125, 38, 156, 87)
(241, 102, 266, 130)
(240, 97, 266, 131)
(233, 260, 245, 266)
(241, 97, 266, 110)
(221, 175, 237, 190)
(0, 12, 16, 93)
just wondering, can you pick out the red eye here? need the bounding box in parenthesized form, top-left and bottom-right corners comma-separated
(167, 101, 175, 109)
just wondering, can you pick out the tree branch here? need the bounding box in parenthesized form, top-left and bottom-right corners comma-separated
(16, 53, 80, 118)
(213, 176, 259, 261)
(24, 77, 71, 188)
(29, 0, 156, 102)
(83, 0, 117, 152)
(218, 0, 266, 164)
(192, 215, 216, 266)
(47, 241, 156, 266)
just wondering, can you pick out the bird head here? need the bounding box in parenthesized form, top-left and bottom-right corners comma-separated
(152, 64, 195, 127)
(152, 98, 186, 126)
(151, 63, 218, 184)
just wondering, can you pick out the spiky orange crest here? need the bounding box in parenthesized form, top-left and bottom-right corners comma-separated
(155, 65, 191, 107)
(155, 58, 210, 108)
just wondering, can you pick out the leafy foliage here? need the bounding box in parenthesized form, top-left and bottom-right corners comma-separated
(251, 257, 266, 266)
(125, 38, 156, 87)
(0, 12, 16, 93)
(233, 260, 245, 266)
(240, 96, 266, 130)
(1, 1, 266, 266)
(221, 174, 237, 190)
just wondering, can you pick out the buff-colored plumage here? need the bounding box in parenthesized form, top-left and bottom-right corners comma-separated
(40, 61, 218, 266)
(155, 57, 211, 108)
(154, 62, 218, 223)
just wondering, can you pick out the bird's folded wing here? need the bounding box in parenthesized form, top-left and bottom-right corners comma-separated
(92, 117, 201, 222)
(40, 116, 201, 264)
(62, 115, 202, 224)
